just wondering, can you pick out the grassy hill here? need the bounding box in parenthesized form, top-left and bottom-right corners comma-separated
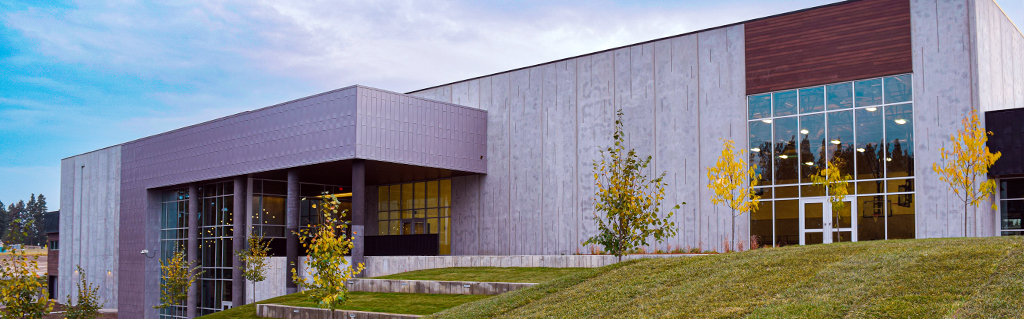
(430, 237, 1024, 318)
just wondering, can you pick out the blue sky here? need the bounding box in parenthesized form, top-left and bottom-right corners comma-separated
(1, 0, 1022, 208)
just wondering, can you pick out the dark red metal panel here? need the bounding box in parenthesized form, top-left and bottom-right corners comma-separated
(745, 0, 912, 95)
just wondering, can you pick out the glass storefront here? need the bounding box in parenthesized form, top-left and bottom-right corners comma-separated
(749, 74, 916, 247)
(376, 179, 452, 255)
(1000, 179, 1024, 236)
(159, 189, 189, 319)
(197, 181, 234, 315)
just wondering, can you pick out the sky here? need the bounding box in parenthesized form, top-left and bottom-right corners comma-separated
(1, 0, 1022, 208)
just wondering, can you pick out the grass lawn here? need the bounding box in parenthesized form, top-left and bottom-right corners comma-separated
(373, 267, 587, 283)
(430, 237, 1024, 318)
(197, 291, 490, 319)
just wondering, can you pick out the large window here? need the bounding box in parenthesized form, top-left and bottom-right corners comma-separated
(197, 181, 234, 315)
(159, 188, 189, 319)
(250, 180, 286, 239)
(376, 179, 452, 255)
(748, 74, 916, 246)
(1000, 179, 1024, 236)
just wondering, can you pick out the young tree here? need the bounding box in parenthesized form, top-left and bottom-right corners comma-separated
(153, 250, 202, 310)
(65, 265, 103, 319)
(584, 110, 680, 262)
(236, 234, 272, 303)
(706, 139, 760, 251)
(0, 242, 53, 319)
(932, 110, 1001, 237)
(810, 156, 853, 241)
(292, 193, 365, 311)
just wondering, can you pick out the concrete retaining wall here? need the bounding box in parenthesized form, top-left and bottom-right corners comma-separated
(362, 254, 698, 277)
(257, 304, 421, 319)
(347, 279, 534, 295)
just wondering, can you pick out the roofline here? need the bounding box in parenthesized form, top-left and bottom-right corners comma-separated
(406, 0, 860, 95)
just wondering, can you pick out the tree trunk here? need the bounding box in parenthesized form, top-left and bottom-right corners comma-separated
(731, 209, 736, 252)
(965, 201, 969, 237)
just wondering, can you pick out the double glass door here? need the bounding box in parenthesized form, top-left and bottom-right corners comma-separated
(799, 197, 857, 245)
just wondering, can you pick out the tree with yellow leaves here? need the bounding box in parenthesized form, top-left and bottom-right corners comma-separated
(810, 156, 853, 241)
(706, 139, 760, 251)
(584, 110, 680, 262)
(932, 110, 1001, 237)
(236, 233, 272, 303)
(292, 193, 364, 311)
(154, 250, 201, 310)
(0, 241, 53, 319)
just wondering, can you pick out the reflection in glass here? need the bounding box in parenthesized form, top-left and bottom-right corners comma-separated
(799, 114, 825, 183)
(887, 194, 915, 239)
(805, 202, 823, 229)
(749, 94, 772, 119)
(828, 110, 855, 177)
(749, 121, 773, 185)
(806, 232, 823, 245)
(857, 195, 886, 241)
(887, 179, 914, 193)
(774, 117, 799, 185)
(1001, 179, 1024, 199)
(775, 200, 799, 246)
(775, 186, 799, 199)
(855, 78, 882, 106)
(884, 74, 913, 104)
(855, 107, 885, 179)
(751, 201, 773, 248)
(799, 86, 825, 113)
(774, 90, 798, 117)
(1001, 200, 1024, 231)
(857, 180, 885, 194)
(885, 103, 914, 177)
(827, 82, 853, 110)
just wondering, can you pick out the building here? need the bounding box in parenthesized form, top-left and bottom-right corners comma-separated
(45, 210, 60, 299)
(57, 0, 1023, 317)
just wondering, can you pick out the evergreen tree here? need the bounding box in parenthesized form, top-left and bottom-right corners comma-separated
(25, 195, 38, 246)
(29, 194, 47, 246)
(3, 201, 29, 245)
(0, 200, 7, 242)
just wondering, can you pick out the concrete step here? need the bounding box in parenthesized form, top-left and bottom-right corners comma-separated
(346, 278, 535, 295)
(257, 303, 421, 319)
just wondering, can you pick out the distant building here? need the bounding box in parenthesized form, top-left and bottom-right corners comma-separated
(44, 210, 59, 299)
(58, 0, 1023, 318)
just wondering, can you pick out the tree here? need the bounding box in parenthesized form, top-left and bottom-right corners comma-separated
(64, 265, 103, 319)
(3, 201, 31, 245)
(29, 194, 47, 246)
(0, 200, 7, 241)
(292, 193, 364, 311)
(810, 156, 853, 241)
(584, 110, 680, 261)
(0, 242, 53, 319)
(154, 250, 201, 310)
(932, 110, 1001, 237)
(236, 234, 272, 304)
(706, 139, 760, 251)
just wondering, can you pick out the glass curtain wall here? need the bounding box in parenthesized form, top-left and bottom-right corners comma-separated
(159, 188, 189, 319)
(748, 74, 916, 247)
(1000, 179, 1024, 236)
(376, 179, 452, 255)
(197, 181, 234, 315)
(251, 179, 286, 255)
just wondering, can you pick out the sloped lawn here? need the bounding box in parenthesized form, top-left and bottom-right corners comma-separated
(374, 267, 586, 283)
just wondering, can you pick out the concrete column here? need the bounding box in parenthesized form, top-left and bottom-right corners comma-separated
(286, 169, 299, 294)
(351, 160, 366, 275)
(187, 183, 199, 318)
(232, 176, 245, 306)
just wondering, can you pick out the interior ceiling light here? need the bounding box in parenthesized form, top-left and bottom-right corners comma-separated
(894, 119, 907, 125)
(857, 148, 866, 152)
(750, 147, 761, 152)
(866, 107, 877, 112)
(805, 162, 815, 166)
(886, 158, 893, 162)
(800, 129, 810, 134)
(761, 119, 773, 123)
(831, 140, 841, 145)
(779, 155, 789, 159)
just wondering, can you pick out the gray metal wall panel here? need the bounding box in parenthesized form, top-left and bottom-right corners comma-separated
(911, 0, 977, 238)
(488, 74, 512, 255)
(59, 146, 121, 308)
(576, 52, 616, 254)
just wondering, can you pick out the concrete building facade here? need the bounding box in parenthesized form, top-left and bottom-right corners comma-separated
(57, 0, 1023, 317)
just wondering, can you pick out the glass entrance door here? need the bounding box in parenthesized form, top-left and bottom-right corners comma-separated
(799, 197, 857, 245)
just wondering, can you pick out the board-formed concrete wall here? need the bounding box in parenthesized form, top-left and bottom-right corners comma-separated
(410, 25, 747, 254)
(59, 145, 121, 308)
